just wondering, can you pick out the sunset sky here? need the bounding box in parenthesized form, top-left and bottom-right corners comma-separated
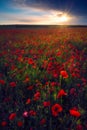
(0, 0, 87, 25)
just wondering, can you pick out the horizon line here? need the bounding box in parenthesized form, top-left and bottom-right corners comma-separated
(0, 24, 87, 26)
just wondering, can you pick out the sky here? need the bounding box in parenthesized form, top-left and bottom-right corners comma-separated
(0, 0, 87, 25)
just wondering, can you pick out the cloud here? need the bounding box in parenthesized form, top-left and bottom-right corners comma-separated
(12, 0, 87, 16)
(0, 6, 74, 25)
(0, 0, 87, 25)
(9, 0, 73, 25)
(12, 0, 69, 13)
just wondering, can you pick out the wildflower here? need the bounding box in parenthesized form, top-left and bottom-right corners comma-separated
(56, 51, 61, 56)
(1, 121, 7, 126)
(72, 73, 76, 78)
(9, 82, 16, 87)
(18, 56, 23, 62)
(53, 72, 58, 78)
(24, 77, 30, 83)
(40, 118, 46, 125)
(57, 89, 67, 98)
(32, 64, 36, 69)
(51, 82, 57, 87)
(76, 124, 83, 130)
(47, 62, 53, 71)
(77, 84, 81, 87)
(26, 98, 31, 104)
(69, 109, 81, 117)
(23, 111, 28, 117)
(27, 86, 33, 90)
(51, 103, 63, 117)
(70, 88, 76, 95)
(11, 65, 16, 71)
(28, 58, 34, 65)
(0, 79, 5, 85)
(60, 70, 68, 78)
(43, 101, 50, 107)
(17, 121, 23, 127)
(42, 60, 48, 69)
(34, 91, 41, 101)
(9, 113, 16, 120)
(29, 110, 36, 116)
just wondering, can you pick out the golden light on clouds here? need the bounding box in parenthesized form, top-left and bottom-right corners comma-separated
(60, 15, 69, 22)
(48, 11, 71, 25)
(0, 0, 87, 25)
(0, 4, 72, 25)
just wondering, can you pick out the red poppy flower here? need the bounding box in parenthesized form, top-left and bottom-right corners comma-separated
(23, 77, 30, 83)
(56, 51, 62, 56)
(34, 91, 41, 101)
(43, 101, 50, 107)
(28, 58, 34, 65)
(26, 98, 31, 104)
(29, 110, 36, 116)
(0, 79, 5, 85)
(53, 72, 58, 78)
(69, 109, 81, 117)
(42, 60, 48, 69)
(70, 88, 76, 95)
(23, 111, 28, 117)
(47, 62, 53, 71)
(9, 113, 16, 120)
(18, 56, 23, 62)
(9, 82, 16, 87)
(1, 121, 7, 126)
(51, 82, 57, 87)
(51, 103, 63, 117)
(57, 89, 67, 98)
(27, 86, 33, 90)
(76, 124, 83, 130)
(60, 70, 68, 78)
(17, 121, 23, 127)
(40, 118, 46, 125)
(77, 84, 81, 87)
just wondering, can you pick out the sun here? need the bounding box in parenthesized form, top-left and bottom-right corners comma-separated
(48, 11, 71, 25)
(60, 15, 69, 22)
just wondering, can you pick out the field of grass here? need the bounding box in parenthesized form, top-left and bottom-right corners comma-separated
(0, 27, 87, 130)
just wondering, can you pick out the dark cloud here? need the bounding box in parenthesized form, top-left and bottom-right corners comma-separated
(15, 0, 87, 16)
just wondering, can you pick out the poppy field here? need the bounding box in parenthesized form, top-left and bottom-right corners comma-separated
(0, 27, 87, 130)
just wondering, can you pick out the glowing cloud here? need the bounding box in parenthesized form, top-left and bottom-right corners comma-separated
(0, 0, 81, 25)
